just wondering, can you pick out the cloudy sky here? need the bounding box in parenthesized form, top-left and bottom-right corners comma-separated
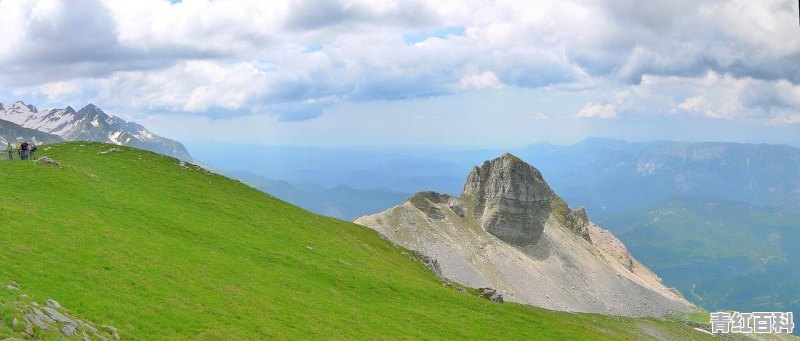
(1, 0, 800, 147)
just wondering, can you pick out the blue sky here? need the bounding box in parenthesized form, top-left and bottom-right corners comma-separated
(1, 0, 799, 147)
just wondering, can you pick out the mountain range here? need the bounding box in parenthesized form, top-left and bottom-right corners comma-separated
(0, 101, 191, 160)
(209, 139, 800, 211)
(514, 138, 800, 214)
(230, 170, 410, 221)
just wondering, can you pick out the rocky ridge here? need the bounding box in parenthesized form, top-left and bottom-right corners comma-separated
(1, 281, 120, 340)
(355, 153, 695, 317)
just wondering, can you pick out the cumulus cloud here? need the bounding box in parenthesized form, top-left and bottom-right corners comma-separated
(1, 0, 799, 126)
(91, 61, 267, 112)
(530, 112, 549, 121)
(575, 90, 631, 119)
(574, 71, 800, 125)
(37, 81, 82, 102)
(283, 0, 439, 31)
(458, 71, 505, 90)
(575, 103, 618, 119)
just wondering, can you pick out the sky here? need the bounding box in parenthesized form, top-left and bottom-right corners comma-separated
(1, 0, 800, 147)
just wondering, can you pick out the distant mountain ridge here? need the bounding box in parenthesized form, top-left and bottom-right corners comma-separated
(0, 118, 63, 147)
(515, 138, 800, 213)
(0, 101, 191, 160)
(202, 139, 800, 210)
(230, 170, 410, 221)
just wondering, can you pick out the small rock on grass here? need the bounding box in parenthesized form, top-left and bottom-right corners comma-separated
(62, 323, 78, 336)
(46, 299, 62, 309)
(37, 156, 60, 166)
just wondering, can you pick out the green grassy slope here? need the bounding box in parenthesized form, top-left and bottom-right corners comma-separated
(0, 142, 749, 340)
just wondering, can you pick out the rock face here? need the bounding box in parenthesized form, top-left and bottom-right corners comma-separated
(355, 153, 695, 317)
(463, 153, 554, 245)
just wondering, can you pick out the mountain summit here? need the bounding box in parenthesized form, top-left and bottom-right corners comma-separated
(0, 101, 191, 160)
(356, 153, 694, 317)
(463, 153, 555, 245)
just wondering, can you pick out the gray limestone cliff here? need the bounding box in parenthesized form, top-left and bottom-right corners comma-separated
(462, 153, 554, 245)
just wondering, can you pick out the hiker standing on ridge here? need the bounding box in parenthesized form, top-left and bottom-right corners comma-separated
(16, 142, 21, 160)
(20, 142, 29, 161)
(5, 143, 12, 160)
(29, 143, 37, 161)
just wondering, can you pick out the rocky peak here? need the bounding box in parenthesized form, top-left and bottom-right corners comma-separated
(77, 103, 105, 117)
(462, 153, 554, 245)
(9, 101, 38, 113)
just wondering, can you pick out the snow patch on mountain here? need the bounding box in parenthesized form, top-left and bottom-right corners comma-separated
(0, 101, 191, 160)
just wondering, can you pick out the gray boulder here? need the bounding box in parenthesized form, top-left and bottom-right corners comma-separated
(480, 288, 505, 303)
(46, 299, 62, 309)
(44, 306, 75, 325)
(37, 156, 60, 166)
(62, 323, 78, 336)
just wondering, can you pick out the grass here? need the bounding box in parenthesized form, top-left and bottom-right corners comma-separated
(0, 142, 758, 340)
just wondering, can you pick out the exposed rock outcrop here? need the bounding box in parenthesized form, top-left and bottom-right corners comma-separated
(565, 207, 592, 241)
(462, 153, 554, 245)
(355, 153, 694, 317)
(1, 282, 120, 340)
(479, 288, 505, 303)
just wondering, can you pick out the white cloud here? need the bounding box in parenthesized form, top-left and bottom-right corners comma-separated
(678, 96, 708, 112)
(458, 71, 504, 90)
(1, 0, 800, 131)
(575, 103, 618, 119)
(93, 61, 269, 113)
(37, 81, 82, 102)
(762, 114, 800, 126)
(531, 112, 549, 121)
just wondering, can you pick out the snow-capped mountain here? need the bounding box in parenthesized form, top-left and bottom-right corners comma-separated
(0, 101, 191, 160)
(0, 118, 63, 147)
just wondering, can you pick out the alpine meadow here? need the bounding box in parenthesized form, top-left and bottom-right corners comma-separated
(0, 142, 752, 340)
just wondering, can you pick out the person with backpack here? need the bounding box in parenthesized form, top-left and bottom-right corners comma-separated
(20, 142, 29, 160)
(5, 143, 12, 160)
(16, 142, 21, 160)
(29, 143, 37, 160)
